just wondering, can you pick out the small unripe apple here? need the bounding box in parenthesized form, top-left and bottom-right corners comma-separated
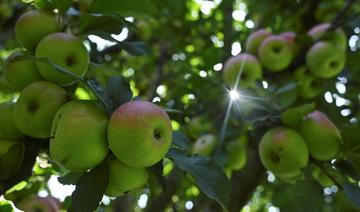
(312, 166, 333, 187)
(281, 103, 316, 128)
(280, 31, 299, 55)
(50, 100, 109, 172)
(186, 116, 212, 139)
(0, 102, 25, 140)
(35, 32, 89, 85)
(17, 195, 59, 212)
(279, 171, 304, 184)
(192, 134, 217, 156)
(298, 110, 342, 161)
(225, 135, 247, 171)
(3, 51, 43, 91)
(258, 35, 293, 72)
(223, 53, 262, 88)
(298, 72, 323, 99)
(14, 81, 69, 138)
(15, 10, 62, 52)
(259, 127, 309, 179)
(108, 100, 172, 168)
(245, 29, 271, 55)
(105, 159, 148, 197)
(307, 23, 347, 51)
(306, 41, 345, 79)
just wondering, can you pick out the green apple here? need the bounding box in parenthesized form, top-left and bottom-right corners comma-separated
(17, 195, 59, 212)
(279, 171, 304, 184)
(108, 100, 172, 168)
(307, 23, 347, 50)
(312, 166, 333, 187)
(259, 127, 309, 179)
(0, 139, 25, 179)
(0, 101, 25, 140)
(280, 31, 299, 55)
(186, 116, 212, 139)
(298, 72, 323, 99)
(14, 81, 69, 138)
(15, 10, 62, 52)
(192, 134, 217, 156)
(105, 159, 148, 197)
(225, 135, 247, 171)
(223, 53, 262, 88)
(258, 35, 293, 72)
(3, 50, 43, 91)
(306, 41, 345, 79)
(281, 103, 316, 128)
(50, 100, 109, 172)
(245, 29, 271, 55)
(35, 32, 89, 85)
(298, 110, 342, 161)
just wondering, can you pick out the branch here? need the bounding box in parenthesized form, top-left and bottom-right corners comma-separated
(220, 0, 234, 61)
(311, 158, 343, 189)
(328, 0, 357, 31)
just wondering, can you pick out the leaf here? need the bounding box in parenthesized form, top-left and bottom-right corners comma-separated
(119, 42, 150, 56)
(51, 0, 73, 13)
(89, 0, 157, 17)
(77, 13, 126, 36)
(148, 161, 166, 191)
(172, 131, 191, 151)
(86, 78, 114, 115)
(68, 163, 109, 212)
(167, 148, 230, 209)
(58, 172, 83, 185)
(342, 125, 360, 175)
(343, 183, 360, 208)
(335, 160, 360, 181)
(164, 108, 183, 114)
(106, 77, 133, 109)
(271, 82, 298, 109)
(0, 202, 12, 212)
(0, 143, 25, 180)
(272, 179, 323, 212)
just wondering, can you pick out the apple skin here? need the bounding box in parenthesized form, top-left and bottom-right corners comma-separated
(108, 100, 172, 168)
(105, 159, 148, 197)
(192, 134, 217, 156)
(306, 41, 345, 79)
(307, 23, 347, 51)
(17, 195, 59, 212)
(258, 35, 293, 72)
(298, 72, 323, 99)
(259, 127, 309, 179)
(0, 102, 25, 140)
(245, 29, 271, 55)
(14, 81, 69, 139)
(298, 110, 342, 161)
(35, 32, 89, 86)
(281, 103, 316, 128)
(223, 53, 262, 88)
(225, 136, 247, 171)
(186, 116, 212, 139)
(312, 166, 333, 187)
(3, 51, 43, 91)
(50, 100, 109, 172)
(280, 31, 299, 55)
(15, 10, 62, 52)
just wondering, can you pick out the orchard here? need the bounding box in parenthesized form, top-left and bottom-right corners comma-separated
(0, 0, 360, 211)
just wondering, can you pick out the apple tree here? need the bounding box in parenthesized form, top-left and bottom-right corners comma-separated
(0, 0, 360, 211)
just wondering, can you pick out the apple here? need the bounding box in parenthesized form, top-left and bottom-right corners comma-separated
(245, 29, 271, 55)
(307, 23, 347, 50)
(280, 31, 299, 55)
(279, 171, 304, 184)
(0, 139, 25, 179)
(15, 10, 62, 52)
(17, 195, 59, 212)
(14, 81, 69, 138)
(225, 135, 247, 171)
(108, 100, 172, 168)
(50, 100, 109, 172)
(312, 166, 333, 187)
(186, 116, 212, 139)
(0, 102, 25, 140)
(192, 134, 217, 156)
(258, 35, 293, 72)
(306, 41, 345, 79)
(35, 32, 90, 86)
(259, 127, 309, 179)
(298, 110, 342, 161)
(223, 53, 262, 88)
(3, 50, 43, 91)
(281, 103, 316, 128)
(105, 159, 148, 197)
(298, 72, 323, 99)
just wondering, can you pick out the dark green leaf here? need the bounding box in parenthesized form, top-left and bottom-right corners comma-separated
(58, 172, 83, 185)
(148, 161, 166, 191)
(68, 163, 109, 212)
(167, 148, 230, 209)
(343, 183, 360, 208)
(172, 131, 191, 151)
(335, 160, 360, 181)
(77, 13, 126, 36)
(106, 77, 133, 109)
(89, 0, 156, 17)
(86, 78, 114, 115)
(164, 108, 184, 114)
(342, 125, 360, 175)
(51, 0, 73, 13)
(119, 42, 150, 56)
(0, 143, 25, 180)
(0, 202, 12, 212)
(271, 82, 298, 109)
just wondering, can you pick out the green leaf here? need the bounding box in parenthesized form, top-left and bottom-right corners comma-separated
(77, 13, 126, 36)
(167, 148, 230, 209)
(335, 160, 360, 181)
(106, 77, 133, 109)
(148, 161, 166, 191)
(343, 183, 360, 208)
(58, 172, 83, 185)
(86, 78, 114, 115)
(281, 103, 316, 128)
(0, 143, 25, 180)
(172, 131, 191, 151)
(89, 0, 157, 17)
(342, 125, 360, 175)
(68, 163, 109, 212)
(51, 0, 73, 13)
(119, 42, 150, 56)
(0, 201, 12, 212)
(270, 82, 298, 109)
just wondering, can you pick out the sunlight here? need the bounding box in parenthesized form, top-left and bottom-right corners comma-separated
(229, 89, 240, 101)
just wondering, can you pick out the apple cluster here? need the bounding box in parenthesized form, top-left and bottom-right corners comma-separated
(0, 9, 172, 197)
(222, 23, 346, 101)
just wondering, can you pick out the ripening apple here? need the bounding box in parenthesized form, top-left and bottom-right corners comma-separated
(50, 100, 109, 172)
(245, 29, 271, 55)
(3, 51, 43, 91)
(312, 166, 334, 187)
(15, 10, 62, 52)
(307, 23, 347, 51)
(192, 134, 217, 156)
(298, 110, 342, 161)
(306, 41, 345, 79)
(35, 32, 89, 85)
(17, 195, 59, 212)
(223, 53, 262, 88)
(186, 116, 212, 139)
(0, 102, 25, 140)
(258, 35, 293, 72)
(108, 100, 172, 168)
(14, 81, 69, 138)
(259, 127, 309, 179)
(0, 139, 25, 179)
(280, 31, 299, 55)
(105, 159, 148, 197)
(225, 135, 247, 171)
